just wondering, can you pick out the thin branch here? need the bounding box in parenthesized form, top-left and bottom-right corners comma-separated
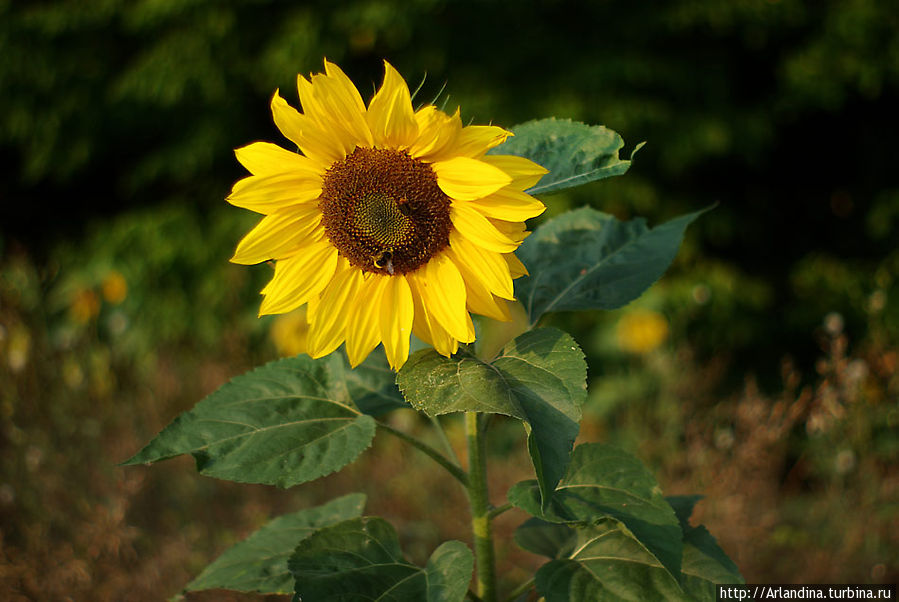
(376, 421, 468, 486)
(503, 577, 535, 602)
(429, 414, 460, 464)
(488, 503, 513, 520)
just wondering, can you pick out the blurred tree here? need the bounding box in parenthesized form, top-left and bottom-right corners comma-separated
(2, 0, 896, 375)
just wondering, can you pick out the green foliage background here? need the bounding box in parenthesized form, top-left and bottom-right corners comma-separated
(3, 0, 897, 374)
(1, 0, 897, 599)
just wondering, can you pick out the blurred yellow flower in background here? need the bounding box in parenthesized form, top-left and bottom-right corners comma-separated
(269, 307, 310, 358)
(4, 324, 31, 373)
(70, 289, 100, 324)
(101, 271, 128, 304)
(616, 309, 669, 354)
(229, 60, 546, 369)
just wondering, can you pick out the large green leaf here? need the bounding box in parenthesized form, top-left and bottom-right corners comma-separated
(667, 496, 744, 600)
(424, 541, 475, 602)
(490, 118, 640, 195)
(508, 443, 682, 579)
(514, 517, 576, 560)
(516, 207, 709, 325)
(123, 354, 381, 487)
(397, 328, 587, 502)
(345, 352, 410, 416)
(185, 494, 366, 594)
(535, 518, 690, 602)
(289, 517, 472, 602)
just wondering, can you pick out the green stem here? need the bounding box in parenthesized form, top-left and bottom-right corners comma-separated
(488, 502, 513, 520)
(376, 422, 468, 486)
(466, 412, 497, 602)
(503, 577, 535, 602)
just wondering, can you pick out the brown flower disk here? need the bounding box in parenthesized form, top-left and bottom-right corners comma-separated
(319, 147, 452, 275)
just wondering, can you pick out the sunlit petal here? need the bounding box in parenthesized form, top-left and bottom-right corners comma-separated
(270, 90, 343, 167)
(227, 173, 322, 214)
(505, 252, 529, 278)
(231, 206, 323, 265)
(310, 73, 373, 150)
(466, 187, 546, 222)
(409, 278, 459, 357)
(378, 275, 414, 370)
(409, 106, 461, 161)
(447, 230, 515, 299)
(346, 275, 385, 367)
(452, 124, 511, 158)
(367, 61, 418, 149)
(481, 154, 548, 191)
(451, 203, 520, 252)
(307, 259, 364, 358)
(432, 156, 511, 201)
(234, 142, 322, 177)
(259, 241, 338, 315)
(409, 254, 472, 342)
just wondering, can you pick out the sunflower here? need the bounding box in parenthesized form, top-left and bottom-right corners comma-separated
(229, 60, 547, 369)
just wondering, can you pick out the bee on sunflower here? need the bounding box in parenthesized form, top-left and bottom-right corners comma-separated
(229, 60, 546, 369)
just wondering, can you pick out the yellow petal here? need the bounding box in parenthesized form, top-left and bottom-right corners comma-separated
(309, 72, 373, 151)
(409, 278, 459, 357)
(367, 61, 418, 149)
(227, 173, 322, 214)
(432, 156, 512, 201)
(378, 275, 414, 370)
(409, 105, 460, 162)
(270, 90, 343, 167)
(270, 90, 304, 144)
(307, 260, 364, 358)
(296, 74, 325, 126)
(443, 247, 513, 321)
(481, 154, 548, 191)
(464, 311, 476, 340)
(346, 275, 385, 367)
(323, 60, 367, 114)
(467, 288, 513, 322)
(466, 187, 546, 222)
(447, 231, 515, 299)
(409, 254, 472, 342)
(492, 218, 530, 243)
(259, 241, 338, 315)
(452, 124, 511, 158)
(234, 142, 322, 178)
(505, 252, 529, 278)
(231, 206, 323, 265)
(450, 204, 520, 253)
(307, 294, 320, 324)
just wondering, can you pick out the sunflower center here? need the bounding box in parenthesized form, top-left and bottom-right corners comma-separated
(352, 193, 414, 248)
(318, 147, 452, 275)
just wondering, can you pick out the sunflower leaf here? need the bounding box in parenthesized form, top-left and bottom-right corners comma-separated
(516, 206, 709, 325)
(184, 494, 366, 594)
(508, 442, 683, 579)
(397, 328, 586, 503)
(490, 118, 640, 195)
(667, 496, 745, 600)
(514, 517, 577, 560)
(289, 517, 473, 602)
(345, 351, 411, 416)
(122, 354, 384, 487)
(535, 518, 691, 602)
